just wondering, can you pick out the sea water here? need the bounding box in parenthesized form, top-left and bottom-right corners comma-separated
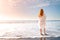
(0, 20, 60, 38)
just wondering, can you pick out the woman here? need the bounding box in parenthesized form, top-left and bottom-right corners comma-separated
(38, 9, 46, 35)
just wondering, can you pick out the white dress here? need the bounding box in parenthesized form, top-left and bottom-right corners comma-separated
(39, 14, 46, 29)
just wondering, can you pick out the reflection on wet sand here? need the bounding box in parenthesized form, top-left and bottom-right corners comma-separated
(0, 37, 60, 40)
(40, 37, 46, 40)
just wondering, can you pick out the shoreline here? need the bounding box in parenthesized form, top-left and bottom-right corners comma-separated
(0, 37, 60, 40)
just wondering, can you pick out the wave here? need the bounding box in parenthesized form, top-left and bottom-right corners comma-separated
(0, 20, 60, 38)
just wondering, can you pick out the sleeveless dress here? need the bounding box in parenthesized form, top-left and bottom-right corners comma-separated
(39, 15, 46, 29)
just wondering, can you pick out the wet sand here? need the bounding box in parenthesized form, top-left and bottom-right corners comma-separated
(0, 37, 60, 40)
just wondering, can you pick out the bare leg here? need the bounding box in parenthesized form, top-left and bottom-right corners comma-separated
(40, 29, 42, 35)
(44, 28, 46, 34)
(40, 26, 43, 35)
(40, 24, 43, 35)
(40, 23, 43, 35)
(44, 23, 47, 35)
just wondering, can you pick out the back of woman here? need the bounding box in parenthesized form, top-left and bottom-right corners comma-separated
(38, 9, 47, 35)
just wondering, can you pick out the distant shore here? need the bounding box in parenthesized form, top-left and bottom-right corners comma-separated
(0, 20, 60, 23)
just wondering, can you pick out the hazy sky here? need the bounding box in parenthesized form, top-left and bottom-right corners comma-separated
(0, 0, 60, 20)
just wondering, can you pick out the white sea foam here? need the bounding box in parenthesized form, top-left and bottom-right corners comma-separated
(0, 20, 60, 38)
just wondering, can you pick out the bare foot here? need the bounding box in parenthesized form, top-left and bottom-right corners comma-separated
(41, 33, 44, 36)
(45, 33, 48, 35)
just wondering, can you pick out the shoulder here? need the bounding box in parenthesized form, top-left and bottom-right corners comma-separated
(44, 14, 46, 17)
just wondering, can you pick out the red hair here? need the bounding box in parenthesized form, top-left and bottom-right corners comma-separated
(38, 9, 44, 17)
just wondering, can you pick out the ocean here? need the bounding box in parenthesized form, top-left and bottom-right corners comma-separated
(0, 20, 60, 38)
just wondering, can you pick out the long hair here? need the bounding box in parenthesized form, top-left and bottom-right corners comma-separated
(38, 9, 44, 17)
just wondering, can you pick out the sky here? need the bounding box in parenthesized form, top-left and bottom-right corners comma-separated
(0, 0, 60, 20)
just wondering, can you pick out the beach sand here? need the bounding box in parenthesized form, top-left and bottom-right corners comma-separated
(0, 37, 60, 40)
